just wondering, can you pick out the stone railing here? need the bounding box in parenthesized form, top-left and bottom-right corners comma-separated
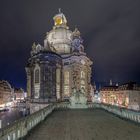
(0, 102, 140, 140)
(54, 102, 70, 109)
(0, 104, 55, 140)
(54, 102, 140, 124)
(88, 103, 140, 124)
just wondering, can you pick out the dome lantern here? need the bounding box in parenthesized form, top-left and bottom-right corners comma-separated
(53, 8, 67, 27)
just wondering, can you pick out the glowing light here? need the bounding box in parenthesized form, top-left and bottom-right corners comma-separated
(55, 16, 62, 25)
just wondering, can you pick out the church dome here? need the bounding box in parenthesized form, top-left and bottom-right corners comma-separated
(44, 9, 73, 54)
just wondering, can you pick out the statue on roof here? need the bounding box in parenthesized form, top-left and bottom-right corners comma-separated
(72, 27, 81, 37)
(31, 42, 36, 56)
(32, 42, 36, 51)
(31, 42, 43, 56)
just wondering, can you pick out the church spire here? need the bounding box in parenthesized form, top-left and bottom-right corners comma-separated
(58, 8, 61, 13)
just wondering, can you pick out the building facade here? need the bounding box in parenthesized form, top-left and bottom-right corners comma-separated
(26, 49, 62, 102)
(0, 80, 13, 108)
(100, 86, 119, 105)
(118, 83, 140, 110)
(26, 10, 93, 102)
(14, 88, 25, 100)
(100, 82, 140, 111)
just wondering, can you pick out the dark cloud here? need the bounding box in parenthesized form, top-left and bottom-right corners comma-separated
(0, 0, 140, 89)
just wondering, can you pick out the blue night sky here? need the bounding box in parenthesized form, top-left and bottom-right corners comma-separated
(0, 0, 140, 89)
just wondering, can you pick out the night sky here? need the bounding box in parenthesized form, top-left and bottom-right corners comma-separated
(0, 0, 140, 89)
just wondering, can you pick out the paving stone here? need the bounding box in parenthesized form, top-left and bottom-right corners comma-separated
(25, 109, 140, 140)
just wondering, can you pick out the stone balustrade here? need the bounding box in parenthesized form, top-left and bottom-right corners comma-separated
(55, 102, 140, 123)
(0, 104, 54, 140)
(54, 102, 140, 124)
(0, 102, 139, 140)
(54, 102, 69, 109)
(88, 103, 140, 124)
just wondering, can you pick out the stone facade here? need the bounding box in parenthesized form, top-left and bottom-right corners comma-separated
(26, 50, 62, 102)
(26, 10, 93, 102)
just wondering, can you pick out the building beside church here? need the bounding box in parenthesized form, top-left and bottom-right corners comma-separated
(0, 80, 27, 108)
(26, 10, 93, 102)
(0, 80, 13, 108)
(100, 82, 140, 111)
(14, 88, 25, 100)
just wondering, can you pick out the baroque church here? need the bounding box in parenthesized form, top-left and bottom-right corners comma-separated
(25, 10, 93, 102)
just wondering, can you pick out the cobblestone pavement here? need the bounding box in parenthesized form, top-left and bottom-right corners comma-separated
(25, 109, 140, 140)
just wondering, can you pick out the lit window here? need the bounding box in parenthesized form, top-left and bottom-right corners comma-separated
(64, 86, 70, 95)
(64, 71, 69, 84)
(64, 71, 70, 95)
(81, 71, 85, 78)
(56, 69, 61, 99)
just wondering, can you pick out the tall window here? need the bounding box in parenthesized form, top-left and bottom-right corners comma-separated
(35, 69, 40, 83)
(81, 71, 85, 90)
(81, 71, 85, 78)
(64, 71, 70, 84)
(64, 71, 70, 95)
(56, 69, 61, 99)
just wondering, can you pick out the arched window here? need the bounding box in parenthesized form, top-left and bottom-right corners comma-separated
(64, 71, 70, 95)
(56, 69, 61, 99)
(34, 69, 40, 83)
(81, 71, 85, 78)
